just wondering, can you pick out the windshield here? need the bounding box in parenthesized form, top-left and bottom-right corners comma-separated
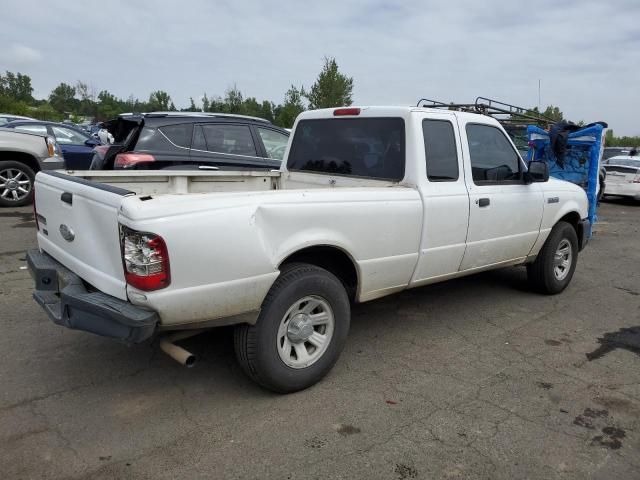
(287, 118, 405, 181)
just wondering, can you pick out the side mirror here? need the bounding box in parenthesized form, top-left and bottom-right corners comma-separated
(85, 138, 100, 147)
(524, 161, 549, 184)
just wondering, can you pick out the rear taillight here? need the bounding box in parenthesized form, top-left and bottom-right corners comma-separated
(120, 225, 170, 291)
(115, 153, 155, 168)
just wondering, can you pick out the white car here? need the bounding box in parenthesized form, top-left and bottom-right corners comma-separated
(603, 156, 640, 201)
(0, 113, 34, 126)
(27, 106, 590, 392)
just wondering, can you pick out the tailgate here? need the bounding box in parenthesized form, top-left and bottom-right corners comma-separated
(34, 171, 134, 300)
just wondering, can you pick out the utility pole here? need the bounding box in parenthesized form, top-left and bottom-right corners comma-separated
(538, 79, 541, 112)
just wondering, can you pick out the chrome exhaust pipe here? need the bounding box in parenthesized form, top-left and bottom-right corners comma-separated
(159, 330, 203, 368)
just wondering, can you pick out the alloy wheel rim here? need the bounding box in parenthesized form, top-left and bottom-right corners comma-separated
(553, 239, 572, 281)
(0, 168, 31, 201)
(276, 295, 335, 369)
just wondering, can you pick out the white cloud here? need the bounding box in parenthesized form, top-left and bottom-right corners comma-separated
(0, 43, 43, 65)
(0, 0, 639, 135)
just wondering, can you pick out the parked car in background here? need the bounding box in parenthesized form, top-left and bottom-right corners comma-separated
(1, 120, 100, 169)
(602, 156, 640, 201)
(0, 129, 63, 206)
(603, 147, 638, 161)
(89, 112, 289, 171)
(0, 113, 34, 126)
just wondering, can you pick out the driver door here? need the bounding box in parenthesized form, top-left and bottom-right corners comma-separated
(459, 121, 544, 270)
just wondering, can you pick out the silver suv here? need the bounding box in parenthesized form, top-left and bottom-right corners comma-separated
(0, 129, 63, 207)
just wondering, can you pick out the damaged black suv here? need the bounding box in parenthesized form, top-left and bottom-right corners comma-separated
(90, 112, 290, 171)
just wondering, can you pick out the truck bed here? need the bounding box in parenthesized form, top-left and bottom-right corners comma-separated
(61, 169, 281, 195)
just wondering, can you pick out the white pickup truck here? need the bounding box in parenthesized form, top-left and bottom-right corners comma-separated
(27, 106, 590, 393)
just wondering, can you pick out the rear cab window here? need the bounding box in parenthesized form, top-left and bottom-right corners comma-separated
(423, 119, 458, 181)
(287, 118, 405, 181)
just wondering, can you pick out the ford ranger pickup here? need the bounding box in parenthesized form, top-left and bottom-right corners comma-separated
(27, 106, 590, 392)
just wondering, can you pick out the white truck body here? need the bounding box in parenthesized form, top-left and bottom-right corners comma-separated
(32, 107, 588, 328)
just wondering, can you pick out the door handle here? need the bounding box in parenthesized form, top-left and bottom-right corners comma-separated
(477, 198, 490, 207)
(61, 192, 73, 205)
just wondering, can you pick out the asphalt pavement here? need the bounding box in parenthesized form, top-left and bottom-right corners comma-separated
(1, 199, 639, 479)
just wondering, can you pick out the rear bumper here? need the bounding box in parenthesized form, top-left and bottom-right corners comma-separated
(27, 249, 157, 343)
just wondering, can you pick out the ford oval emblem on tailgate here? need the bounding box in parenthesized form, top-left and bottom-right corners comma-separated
(59, 224, 75, 242)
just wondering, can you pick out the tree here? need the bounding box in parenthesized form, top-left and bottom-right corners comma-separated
(96, 90, 124, 120)
(542, 105, 563, 122)
(0, 71, 34, 102)
(275, 85, 306, 128)
(32, 102, 61, 121)
(76, 80, 97, 117)
(49, 82, 77, 114)
(202, 93, 210, 112)
(148, 90, 172, 111)
(306, 57, 353, 109)
(182, 97, 199, 112)
(224, 85, 244, 113)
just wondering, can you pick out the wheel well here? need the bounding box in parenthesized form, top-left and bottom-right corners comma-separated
(280, 246, 358, 301)
(559, 211, 583, 248)
(0, 151, 40, 172)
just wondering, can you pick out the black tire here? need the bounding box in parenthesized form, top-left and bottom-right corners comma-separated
(0, 161, 36, 207)
(527, 221, 579, 295)
(234, 263, 350, 393)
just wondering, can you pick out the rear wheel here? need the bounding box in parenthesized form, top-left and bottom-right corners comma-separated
(234, 263, 350, 393)
(527, 221, 578, 294)
(0, 161, 35, 207)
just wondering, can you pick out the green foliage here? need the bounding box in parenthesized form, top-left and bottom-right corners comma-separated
(31, 102, 62, 121)
(0, 58, 357, 129)
(148, 90, 172, 111)
(542, 105, 563, 122)
(306, 57, 353, 109)
(605, 129, 640, 147)
(275, 85, 306, 128)
(0, 71, 33, 102)
(224, 85, 244, 114)
(182, 97, 200, 112)
(48, 82, 77, 114)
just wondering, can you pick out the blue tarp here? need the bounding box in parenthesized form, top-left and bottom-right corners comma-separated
(527, 124, 604, 237)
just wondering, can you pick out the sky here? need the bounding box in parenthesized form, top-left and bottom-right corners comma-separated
(1, 0, 639, 135)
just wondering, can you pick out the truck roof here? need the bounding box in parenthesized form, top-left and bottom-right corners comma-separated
(297, 106, 501, 127)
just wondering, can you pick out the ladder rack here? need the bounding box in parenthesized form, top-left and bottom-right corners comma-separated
(416, 96, 556, 127)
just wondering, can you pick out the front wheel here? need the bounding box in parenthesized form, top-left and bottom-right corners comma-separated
(234, 263, 350, 393)
(0, 161, 35, 207)
(527, 221, 579, 294)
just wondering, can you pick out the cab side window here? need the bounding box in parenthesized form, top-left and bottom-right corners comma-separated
(466, 124, 522, 183)
(423, 119, 458, 181)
